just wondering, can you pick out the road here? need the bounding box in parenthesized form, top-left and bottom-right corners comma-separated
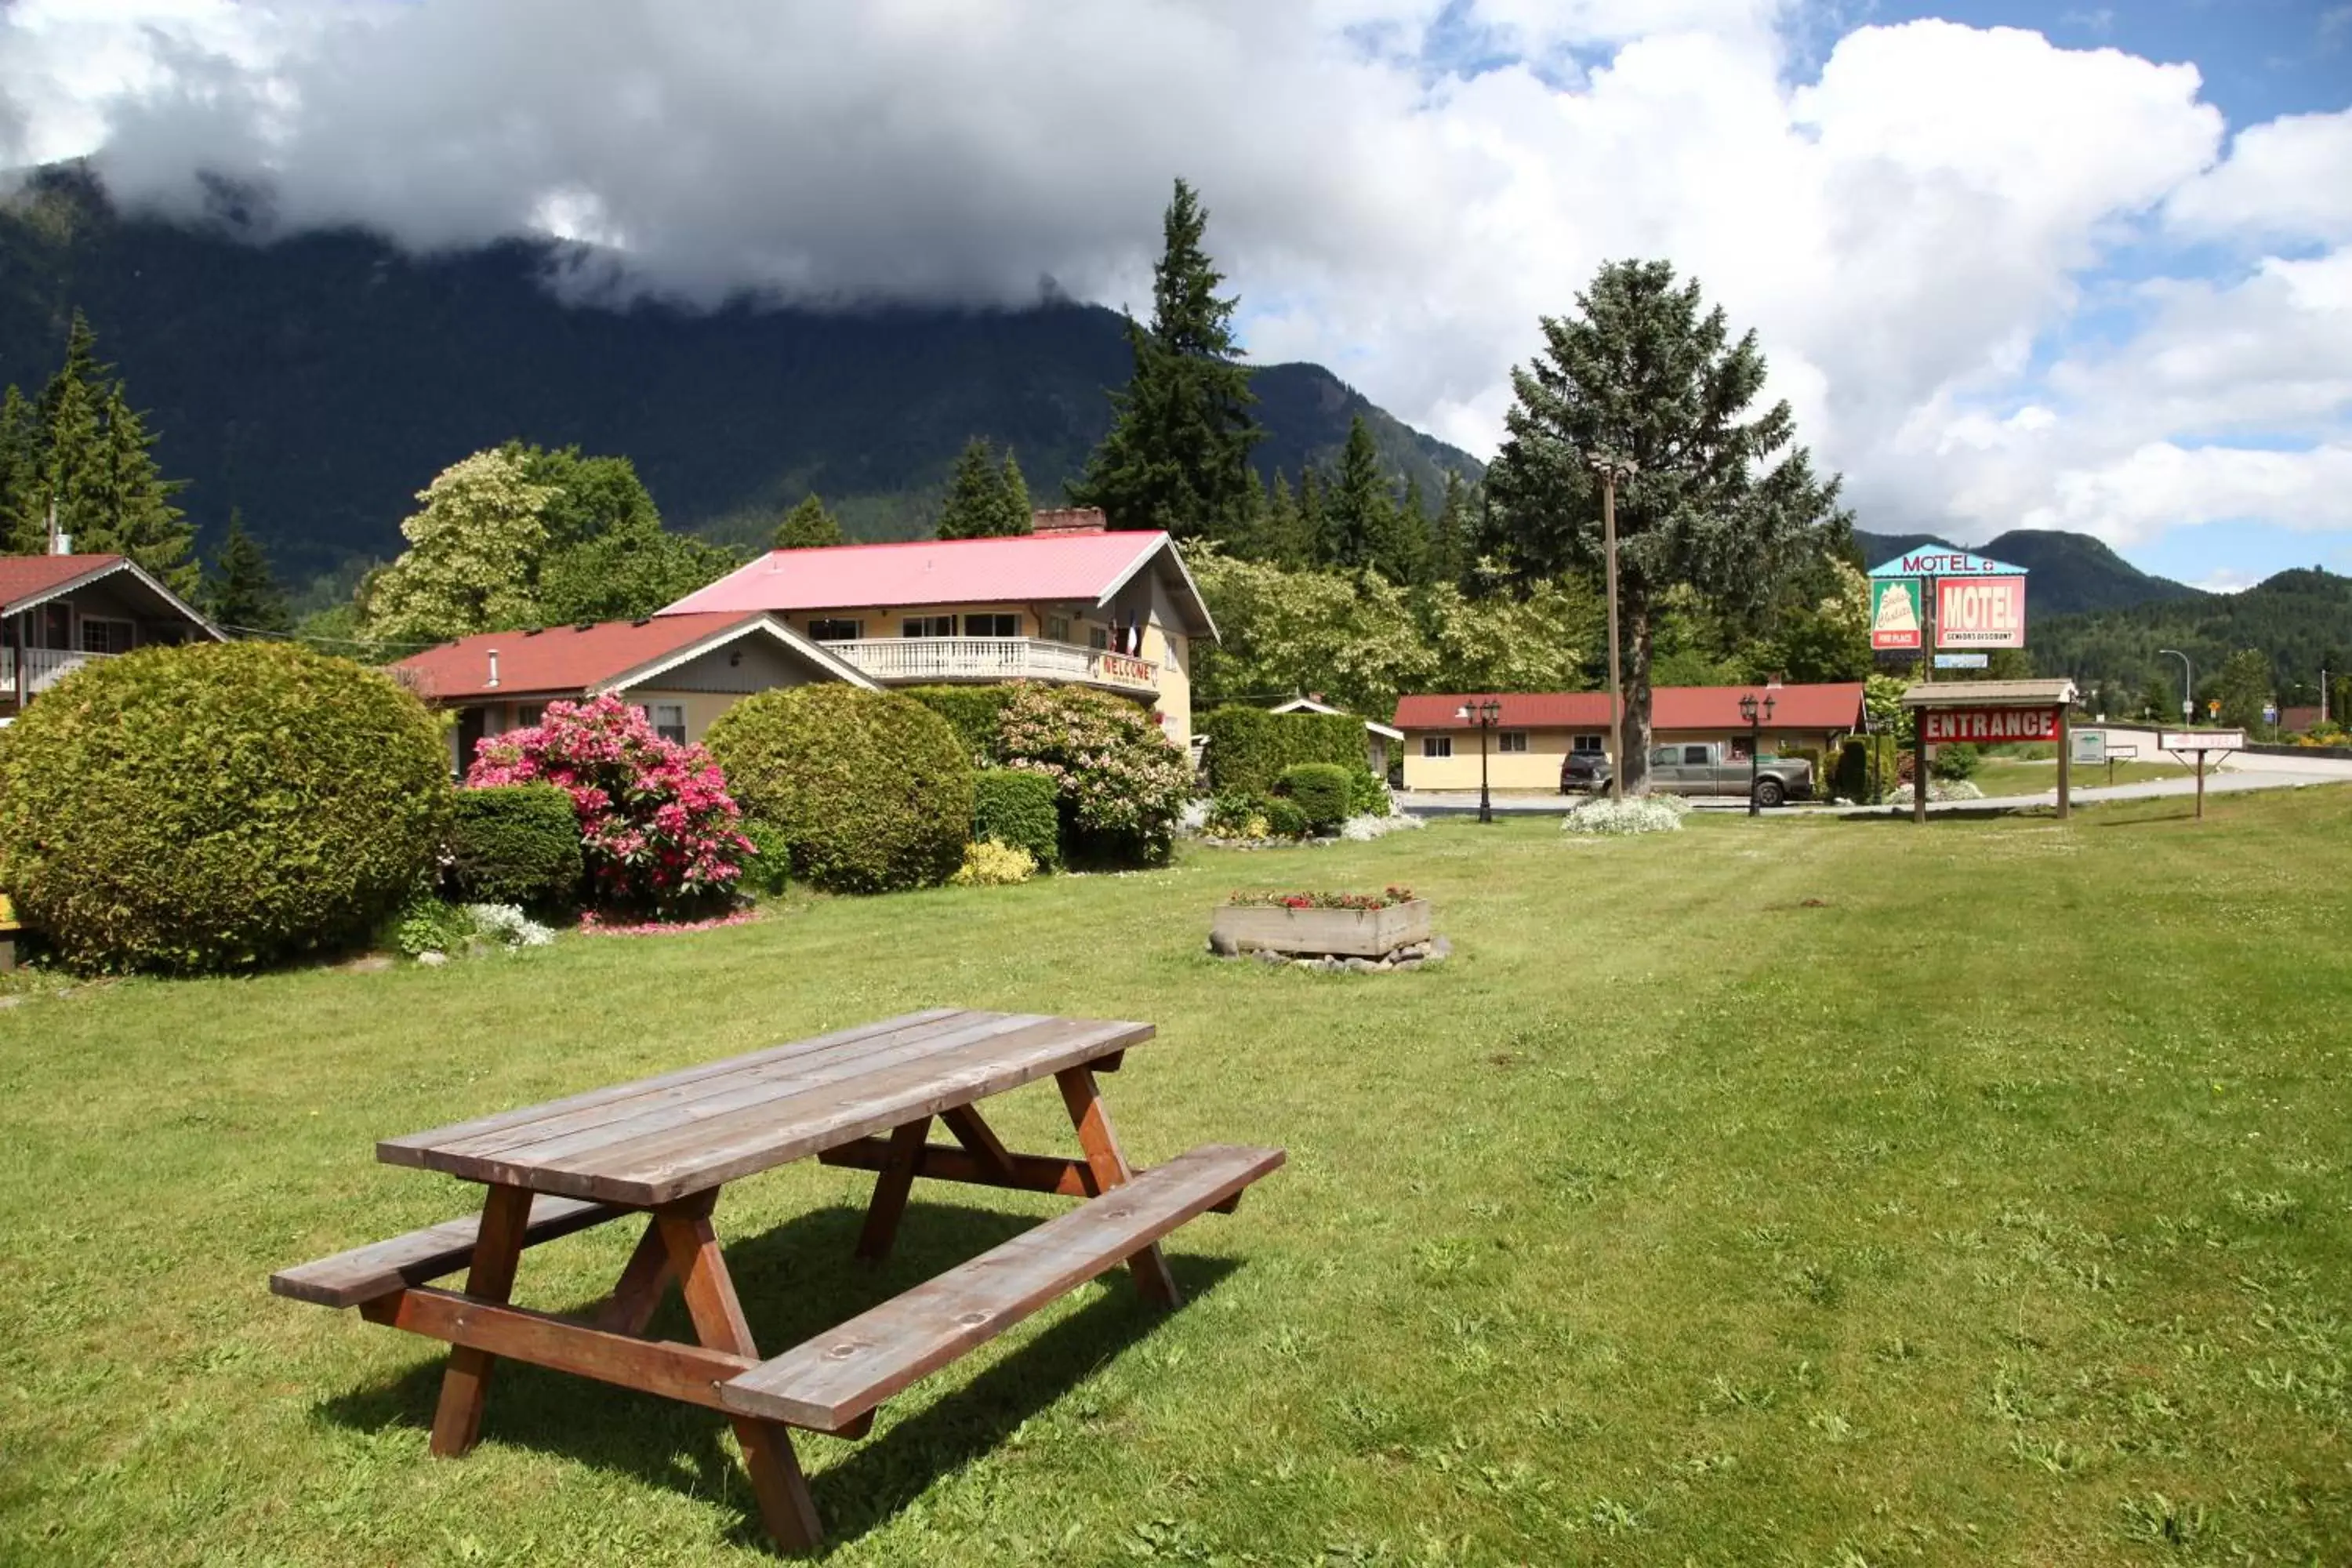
(1399, 730, 2352, 818)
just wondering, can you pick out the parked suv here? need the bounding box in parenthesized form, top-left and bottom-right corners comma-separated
(1560, 742, 1812, 807)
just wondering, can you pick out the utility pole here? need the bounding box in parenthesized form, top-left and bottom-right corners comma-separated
(1586, 450, 1636, 800)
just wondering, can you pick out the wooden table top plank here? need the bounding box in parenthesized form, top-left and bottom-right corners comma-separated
(423, 1010, 1018, 1163)
(385, 1012, 1154, 1206)
(377, 1008, 962, 1163)
(719, 1143, 1284, 1431)
(571, 1016, 1152, 1205)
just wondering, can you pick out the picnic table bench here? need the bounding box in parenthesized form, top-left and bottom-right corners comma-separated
(270, 1007, 1282, 1553)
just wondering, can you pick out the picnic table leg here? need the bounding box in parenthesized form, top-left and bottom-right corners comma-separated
(655, 1191, 822, 1554)
(426, 1181, 533, 1457)
(593, 1217, 675, 1336)
(854, 1115, 934, 1263)
(1054, 1065, 1181, 1307)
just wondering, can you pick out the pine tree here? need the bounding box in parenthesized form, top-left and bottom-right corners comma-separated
(1326, 417, 1392, 572)
(773, 493, 844, 549)
(1297, 465, 1326, 567)
(1068, 179, 1263, 539)
(1428, 470, 1471, 590)
(1262, 470, 1305, 568)
(0, 384, 41, 554)
(995, 448, 1033, 536)
(937, 437, 1013, 540)
(205, 509, 292, 634)
(88, 381, 197, 594)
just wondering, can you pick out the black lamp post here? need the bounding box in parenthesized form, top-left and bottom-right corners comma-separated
(1739, 691, 1777, 817)
(1457, 697, 1503, 823)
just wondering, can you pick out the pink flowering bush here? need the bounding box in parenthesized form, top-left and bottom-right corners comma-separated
(466, 695, 751, 918)
(997, 683, 1192, 866)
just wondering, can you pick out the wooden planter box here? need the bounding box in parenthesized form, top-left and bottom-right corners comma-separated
(1211, 899, 1432, 958)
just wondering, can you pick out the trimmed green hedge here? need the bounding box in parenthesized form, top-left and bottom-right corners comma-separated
(1276, 762, 1354, 833)
(904, 685, 1014, 766)
(445, 784, 583, 909)
(0, 641, 452, 973)
(704, 685, 974, 893)
(1833, 734, 1900, 804)
(1201, 706, 1367, 796)
(974, 769, 1062, 870)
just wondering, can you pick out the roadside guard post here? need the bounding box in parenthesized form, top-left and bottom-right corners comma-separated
(1898, 678, 2079, 823)
(2161, 729, 2245, 822)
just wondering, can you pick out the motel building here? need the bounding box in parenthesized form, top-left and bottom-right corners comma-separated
(1392, 681, 1867, 792)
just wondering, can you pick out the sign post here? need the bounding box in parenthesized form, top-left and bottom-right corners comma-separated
(2160, 730, 2245, 822)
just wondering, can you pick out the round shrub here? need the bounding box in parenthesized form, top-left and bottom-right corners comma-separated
(704, 685, 974, 893)
(1263, 798, 1311, 839)
(1276, 762, 1353, 834)
(445, 784, 583, 909)
(950, 837, 1036, 887)
(0, 641, 452, 973)
(997, 683, 1192, 866)
(972, 768, 1062, 870)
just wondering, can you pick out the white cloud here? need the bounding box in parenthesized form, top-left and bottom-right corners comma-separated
(0, 1, 2344, 564)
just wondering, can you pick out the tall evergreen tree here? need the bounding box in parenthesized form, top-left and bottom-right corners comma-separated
(1067, 179, 1263, 539)
(937, 436, 1023, 539)
(0, 384, 41, 554)
(1296, 465, 1327, 567)
(205, 509, 292, 635)
(1325, 416, 1393, 572)
(89, 381, 197, 594)
(1485, 259, 1847, 796)
(1428, 470, 1471, 591)
(1261, 470, 1306, 569)
(773, 493, 844, 549)
(996, 448, 1034, 536)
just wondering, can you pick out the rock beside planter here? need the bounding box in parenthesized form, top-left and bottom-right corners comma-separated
(1222, 935, 1451, 974)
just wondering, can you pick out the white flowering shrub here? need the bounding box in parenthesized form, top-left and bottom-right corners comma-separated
(1560, 797, 1687, 836)
(1886, 779, 1987, 805)
(466, 902, 556, 948)
(1339, 812, 1428, 841)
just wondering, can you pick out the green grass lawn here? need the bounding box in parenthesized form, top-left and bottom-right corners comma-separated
(4, 789, 2350, 1565)
(1969, 757, 2190, 796)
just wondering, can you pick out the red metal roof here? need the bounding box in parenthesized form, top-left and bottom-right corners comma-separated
(0, 553, 126, 612)
(660, 531, 1180, 617)
(393, 612, 774, 700)
(1393, 683, 1865, 731)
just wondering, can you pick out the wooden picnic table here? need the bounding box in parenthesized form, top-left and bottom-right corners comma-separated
(271, 1007, 1283, 1553)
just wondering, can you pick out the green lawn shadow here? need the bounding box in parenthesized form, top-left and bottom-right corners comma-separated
(311, 1198, 1242, 1551)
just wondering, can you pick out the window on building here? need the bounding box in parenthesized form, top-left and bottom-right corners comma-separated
(1571, 734, 1605, 755)
(638, 702, 688, 744)
(1682, 745, 1711, 766)
(1087, 626, 1109, 650)
(78, 617, 135, 655)
(1423, 736, 1454, 759)
(517, 704, 546, 728)
(1044, 614, 1073, 643)
(808, 618, 863, 641)
(965, 613, 1018, 637)
(902, 615, 957, 638)
(1498, 731, 1530, 753)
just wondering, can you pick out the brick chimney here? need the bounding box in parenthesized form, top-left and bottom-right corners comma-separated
(1030, 507, 1109, 537)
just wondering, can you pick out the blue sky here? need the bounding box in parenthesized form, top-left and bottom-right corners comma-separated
(3, 1, 2347, 592)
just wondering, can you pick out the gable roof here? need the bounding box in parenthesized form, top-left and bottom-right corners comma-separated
(1393, 683, 1867, 732)
(1269, 695, 1405, 740)
(0, 553, 224, 637)
(659, 531, 1218, 638)
(392, 612, 876, 702)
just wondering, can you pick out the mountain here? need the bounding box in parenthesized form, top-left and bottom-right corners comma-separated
(2032, 568, 2352, 707)
(0, 166, 1481, 582)
(1853, 526, 2202, 618)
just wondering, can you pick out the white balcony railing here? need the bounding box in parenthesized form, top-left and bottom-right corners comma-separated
(0, 646, 113, 699)
(821, 637, 1159, 695)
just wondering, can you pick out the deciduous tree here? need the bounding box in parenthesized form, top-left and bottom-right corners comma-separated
(361, 449, 554, 643)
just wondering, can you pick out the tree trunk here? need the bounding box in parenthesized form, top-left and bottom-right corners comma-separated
(1622, 596, 1654, 796)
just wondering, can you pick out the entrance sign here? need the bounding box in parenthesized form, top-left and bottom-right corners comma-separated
(1936, 576, 2027, 648)
(1921, 706, 2060, 744)
(1934, 652, 1989, 670)
(1870, 579, 1923, 650)
(1867, 549, 2028, 579)
(2071, 728, 2107, 766)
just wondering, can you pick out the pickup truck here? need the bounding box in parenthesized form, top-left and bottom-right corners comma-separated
(1559, 742, 1813, 807)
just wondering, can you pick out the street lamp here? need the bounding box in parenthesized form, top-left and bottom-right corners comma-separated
(1738, 690, 1777, 817)
(2158, 648, 2193, 725)
(1586, 449, 1638, 800)
(1456, 696, 1503, 824)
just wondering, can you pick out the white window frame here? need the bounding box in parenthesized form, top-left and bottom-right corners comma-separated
(1571, 734, 1605, 755)
(902, 615, 957, 638)
(78, 615, 136, 655)
(807, 617, 863, 641)
(1044, 613, 1073, 644)
(1497, 731, 1530, 754)
(1422, 735, 1453, 759)
(964, 612, 1019, 637)
(639, 701, 688, 744)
